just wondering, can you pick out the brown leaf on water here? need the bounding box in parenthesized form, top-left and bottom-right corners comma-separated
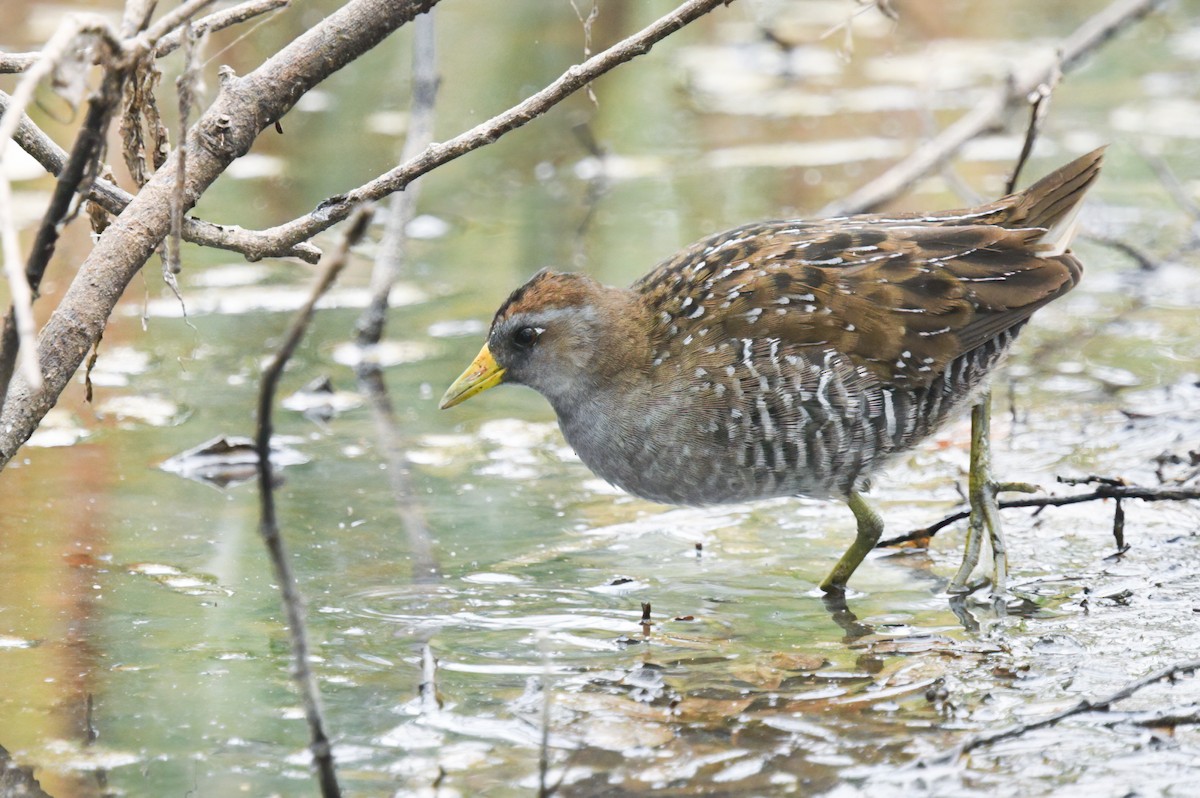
(767, 652, 828, 671)
(557, 689, 753, 729)
(731, 651, 828, 688)
(557, 691, 668, 722)
(671, 695, 755, 723)
(582, 717, 675, 751)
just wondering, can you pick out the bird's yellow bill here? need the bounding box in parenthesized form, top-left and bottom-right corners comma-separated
(439, 344, 505, 409)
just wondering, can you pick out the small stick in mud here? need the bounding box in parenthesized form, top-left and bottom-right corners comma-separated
(918, 658, 1200, 767)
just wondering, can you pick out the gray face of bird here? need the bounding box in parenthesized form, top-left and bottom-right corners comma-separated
(487, 279, 651, 407)
(489, 305, 597, 403)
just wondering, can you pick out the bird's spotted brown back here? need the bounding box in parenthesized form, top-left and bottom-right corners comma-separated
(634, 148, 1099, 389)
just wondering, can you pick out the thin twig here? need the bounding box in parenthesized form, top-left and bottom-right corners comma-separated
(919, 659, 1200, 765)
(156, 0, 290, 58)
(121, 0, 157, 37)
(0, 66, 124, 412)
(355, 8, 438, 346)
(1082, 231, 1159, 270)
(256, 206, 373, 798)
(0, 19, 119, 395)
(166, 23, 206, 278)
(0, 0, 287, 72)
(879, 480, 1200, 548)
(1132, 143, 1200, 222)
(570, 0, 600, 106)
(537, 634, 556, 798)
(1004, 64, 1059, 195)
(139, 0, 221, 47)
(820, 0, 1165, 216)
(240, 0, 735, 258)
(419, 643, 439, 713)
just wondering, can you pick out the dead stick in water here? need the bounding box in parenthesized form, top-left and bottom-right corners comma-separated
(255, 206, 373, 798)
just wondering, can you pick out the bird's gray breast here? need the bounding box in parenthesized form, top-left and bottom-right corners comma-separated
(551, 350, 872, 505)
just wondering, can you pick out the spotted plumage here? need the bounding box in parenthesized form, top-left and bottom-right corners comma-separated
(443, 148, 1104, 592)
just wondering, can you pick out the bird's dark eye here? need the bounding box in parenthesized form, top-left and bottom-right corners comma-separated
(513, 326, 541, 347)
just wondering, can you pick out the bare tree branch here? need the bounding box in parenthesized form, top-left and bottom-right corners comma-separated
(156, 0, 290, 58)
(234, 0, 735, 259)
(819, 0, 1166, 217)
(351, 11, 441, 582)
(0, 0, 441, 470)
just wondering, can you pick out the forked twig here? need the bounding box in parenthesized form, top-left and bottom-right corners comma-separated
(879, 479, 1200, 549)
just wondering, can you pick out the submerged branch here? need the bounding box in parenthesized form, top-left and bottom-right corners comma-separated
(355, 364, 440, 583)
(255, 206, 372, 798)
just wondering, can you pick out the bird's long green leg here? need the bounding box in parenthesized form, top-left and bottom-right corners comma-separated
(821, 491, 884, 594)
(947, 391, 1036, 597)
(948, 400, 991, 594)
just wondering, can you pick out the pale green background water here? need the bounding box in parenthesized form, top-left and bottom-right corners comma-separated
(2, 1, 1199, 795)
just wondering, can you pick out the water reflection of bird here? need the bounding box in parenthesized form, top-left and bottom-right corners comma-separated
(442, 150, 1104, 595)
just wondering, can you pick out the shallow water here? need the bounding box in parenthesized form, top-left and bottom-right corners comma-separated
(2, 1, 1200, 796)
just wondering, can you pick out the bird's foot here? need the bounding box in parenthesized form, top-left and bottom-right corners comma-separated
(946, 398, 1037, 599)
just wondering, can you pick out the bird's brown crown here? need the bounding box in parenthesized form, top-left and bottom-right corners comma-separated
(493, 269, 598, 326)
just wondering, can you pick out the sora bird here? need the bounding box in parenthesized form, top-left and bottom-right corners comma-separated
(441, 149, 1104, 594)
